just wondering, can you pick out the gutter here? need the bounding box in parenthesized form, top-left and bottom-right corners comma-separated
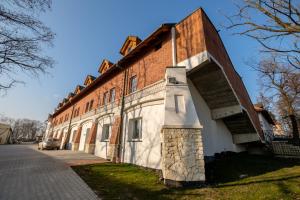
(171, 26, 177, 66)
(63, 102, 76, 149)
(115, 63, 128, 163)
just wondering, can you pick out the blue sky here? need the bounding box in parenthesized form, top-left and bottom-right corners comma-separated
(0, 0, 261, 121)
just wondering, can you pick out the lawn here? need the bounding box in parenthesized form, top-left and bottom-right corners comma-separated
(72, 153, 300, 200)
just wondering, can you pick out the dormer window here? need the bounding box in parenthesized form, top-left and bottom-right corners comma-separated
(120, 36, 141, 56)
(98, 59, 114, 74)
(74, 85, 85, 95)
(84, 75, 96, 86)
(67, 93, 74, 100)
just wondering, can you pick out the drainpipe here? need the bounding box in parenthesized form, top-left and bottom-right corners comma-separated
(50, 122, 54, 139)
(64, 103, 76, 149)
(171, 26, 177, 66)
(116, 63, 128, 163)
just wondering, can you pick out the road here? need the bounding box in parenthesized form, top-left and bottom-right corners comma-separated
(0, 144, 101, 200)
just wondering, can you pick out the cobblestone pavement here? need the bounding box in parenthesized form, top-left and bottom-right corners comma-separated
(0, 145, 101, 200)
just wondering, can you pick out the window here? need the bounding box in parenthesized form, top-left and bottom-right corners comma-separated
(89, 100, 94, 111)
(110, 88, 115, 103)
(103, 91, 109, 105)
(130, 75, 137, 93)
(129, 118, 142, 141)
(73, 108, 80, 118)
(64, 114, 69, 122)
(101, 124, 111, 141)
(85, 102, 90, 113)
(74, 108, 78, 117)
(127, 46, 133, 53)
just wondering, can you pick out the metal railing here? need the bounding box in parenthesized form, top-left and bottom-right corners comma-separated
(264, 130, 274, 144)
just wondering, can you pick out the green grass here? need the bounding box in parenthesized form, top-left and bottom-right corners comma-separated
(72, 154, 300, 200)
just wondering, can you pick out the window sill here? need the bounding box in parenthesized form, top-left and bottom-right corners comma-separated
(101, 139, 110, 142)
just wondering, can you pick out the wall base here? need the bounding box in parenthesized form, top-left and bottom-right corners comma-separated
(161, 128, 205, 184)
(84, 144, 95, 154)
(164, 179, 205, 188)
(72, 142, 79, 151)
(108, 144, 119, 162)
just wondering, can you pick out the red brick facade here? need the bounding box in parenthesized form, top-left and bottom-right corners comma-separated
(175, 9, 262, 138)
(50, 8, 261, 140)
(51, 33, 172, 125)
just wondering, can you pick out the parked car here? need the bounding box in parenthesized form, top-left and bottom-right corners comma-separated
(38, 138, 60, 150)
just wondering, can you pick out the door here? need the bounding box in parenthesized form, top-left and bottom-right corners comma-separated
(67, 129, 77, 150)
(79, 128, 90, 151)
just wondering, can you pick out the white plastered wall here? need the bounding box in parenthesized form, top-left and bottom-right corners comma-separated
(94, 115, 114, 159)
(66, 126, 78, 150)
(79, 121, 92, 151)
(121, 102, 165, 169)
(188, 79, 245, 156)
(163, 67, 202, 129)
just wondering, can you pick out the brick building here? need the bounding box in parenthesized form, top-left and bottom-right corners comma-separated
(45, 8, 263, 186)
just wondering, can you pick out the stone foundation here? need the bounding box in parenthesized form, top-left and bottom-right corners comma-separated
(71, 142, 79, 151)
(108, 144, 119, 162)
(161, 128, 205, 186)
(84, 144, 95, 154)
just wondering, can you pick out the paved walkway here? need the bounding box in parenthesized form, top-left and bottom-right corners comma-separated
(0, 145, 103, 200)
(36, 146, 108, 166)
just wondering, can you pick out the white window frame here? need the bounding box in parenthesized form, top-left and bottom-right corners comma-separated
(101, 124, 111, 142)
(110, 88, 115, 103)
(128, 117, 142, 141)
(103, 91, 109, 105)
(130, 75, 137, 93)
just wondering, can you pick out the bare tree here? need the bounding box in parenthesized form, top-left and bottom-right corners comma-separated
(13, 118, 45, 141)
(0, 0, 54, 92)
(226, 0, 300, 70)
(251, 54, 300, 143)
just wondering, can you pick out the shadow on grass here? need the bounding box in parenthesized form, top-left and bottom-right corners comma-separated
(215, 174, 300, 188)
(73, 153, 300, 200)
(205, 152, 300, 184)
(72, 163, 177, 200)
